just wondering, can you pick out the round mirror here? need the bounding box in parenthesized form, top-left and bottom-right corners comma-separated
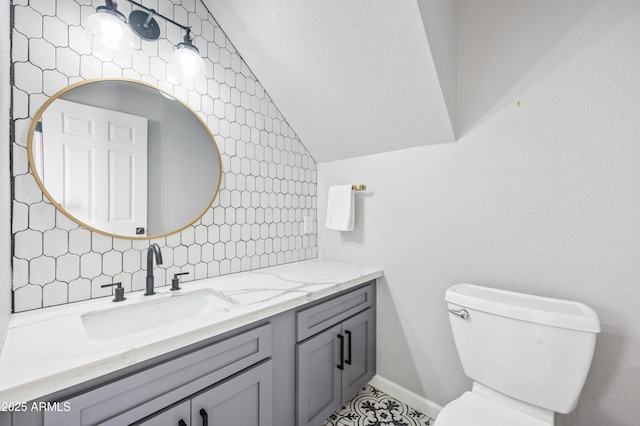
(28, 79, 222, 239)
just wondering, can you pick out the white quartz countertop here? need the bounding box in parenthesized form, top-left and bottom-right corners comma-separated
(0, 260, 382, 403)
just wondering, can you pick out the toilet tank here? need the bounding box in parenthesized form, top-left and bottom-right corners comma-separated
(445, 284, 600, 414)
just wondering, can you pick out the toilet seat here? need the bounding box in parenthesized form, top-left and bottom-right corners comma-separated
(433, 391, 552, 426)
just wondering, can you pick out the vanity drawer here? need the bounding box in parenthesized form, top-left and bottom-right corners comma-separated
(296, 283, 374, 342)
(45, 323, 272, 426)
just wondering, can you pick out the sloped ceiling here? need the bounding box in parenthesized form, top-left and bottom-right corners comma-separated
(203, 0, 457, 163)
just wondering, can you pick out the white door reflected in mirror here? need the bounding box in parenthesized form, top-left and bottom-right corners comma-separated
(37, 99, 148, 237)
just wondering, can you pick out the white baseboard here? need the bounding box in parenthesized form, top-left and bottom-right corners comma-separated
(368, 375, 442, 420)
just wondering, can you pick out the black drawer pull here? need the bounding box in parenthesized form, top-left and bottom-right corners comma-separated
(337, 334, 345, 370)
(179, 420, 187, 426)
(200, 408, 208, 426)
(345, 330, 352, 365)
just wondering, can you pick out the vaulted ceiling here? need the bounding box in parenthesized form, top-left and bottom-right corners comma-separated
(203, 0, 459, 163)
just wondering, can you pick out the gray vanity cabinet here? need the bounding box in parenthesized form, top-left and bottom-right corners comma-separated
(296, 284, 376, 426)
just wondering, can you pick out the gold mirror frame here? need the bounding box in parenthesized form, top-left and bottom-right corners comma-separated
(27, 78, 222, 240)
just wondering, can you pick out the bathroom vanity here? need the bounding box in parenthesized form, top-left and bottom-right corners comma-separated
(0, 260, 381, 426)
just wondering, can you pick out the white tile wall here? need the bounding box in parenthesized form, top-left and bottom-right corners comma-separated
(11, 0, 317, 312)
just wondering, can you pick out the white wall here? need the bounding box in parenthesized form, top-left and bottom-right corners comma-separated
(318, 1, 640, 425)
(416, 0, 459, 133)
(0, 0, 11, 348)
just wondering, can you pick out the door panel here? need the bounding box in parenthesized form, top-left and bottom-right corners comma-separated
(191, 360, 273, 426)
(296, 324, 342, 426)
(62, 144, 93, 220)
(341, 308, 375, 402)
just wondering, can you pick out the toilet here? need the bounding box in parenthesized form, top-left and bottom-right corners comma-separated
(435, 284, 600, 426)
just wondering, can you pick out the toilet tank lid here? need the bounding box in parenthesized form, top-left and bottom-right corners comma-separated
(446, 284, 601, 333)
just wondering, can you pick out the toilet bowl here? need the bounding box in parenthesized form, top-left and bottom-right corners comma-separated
(436, 384, 552, 426)
(434, 284, 600, 426)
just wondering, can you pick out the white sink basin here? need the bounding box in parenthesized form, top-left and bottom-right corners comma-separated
(81, 290, 236, 342)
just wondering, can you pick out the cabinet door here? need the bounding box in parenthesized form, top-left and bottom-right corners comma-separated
(191, 360, 273, 426)
(296, 324, 343, 426)
(341, 308, 375, 402)
(132, 400, 191, 426)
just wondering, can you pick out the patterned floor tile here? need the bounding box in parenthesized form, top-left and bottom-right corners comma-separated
(323, 385, 434, 426)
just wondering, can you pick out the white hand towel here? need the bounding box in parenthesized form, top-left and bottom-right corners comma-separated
(325, 185, 355, 231)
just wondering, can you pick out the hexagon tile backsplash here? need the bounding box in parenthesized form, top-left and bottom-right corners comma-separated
(10, 0, 317, 312)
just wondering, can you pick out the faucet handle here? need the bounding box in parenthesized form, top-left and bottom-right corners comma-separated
(171, 272, 190, 291)
(101, 282, 126, 302)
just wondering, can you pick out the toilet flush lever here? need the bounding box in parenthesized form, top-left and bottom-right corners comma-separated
(447, 308, 469, 319)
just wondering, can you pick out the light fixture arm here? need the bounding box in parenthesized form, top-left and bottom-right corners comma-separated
(184, 28, 193, 43)
(180, 28, 197, 49)
(126, 0, 190, 32)
(142, 9, 155, 28)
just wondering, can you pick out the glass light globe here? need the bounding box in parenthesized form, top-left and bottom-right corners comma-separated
(85, 9, 134, 61)
(170, 44, 206, 81)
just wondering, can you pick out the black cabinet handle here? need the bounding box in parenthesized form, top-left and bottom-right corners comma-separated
(345, 330, 352, 365)
(337, 334, 345, 370)
(178, 420, 187, 426)
(200, 408, 208, 426)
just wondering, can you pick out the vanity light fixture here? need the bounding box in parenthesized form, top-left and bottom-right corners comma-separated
(85, 0, 207, 79)
(169, 28, 206, 81)
(84, 0, 135, 61)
